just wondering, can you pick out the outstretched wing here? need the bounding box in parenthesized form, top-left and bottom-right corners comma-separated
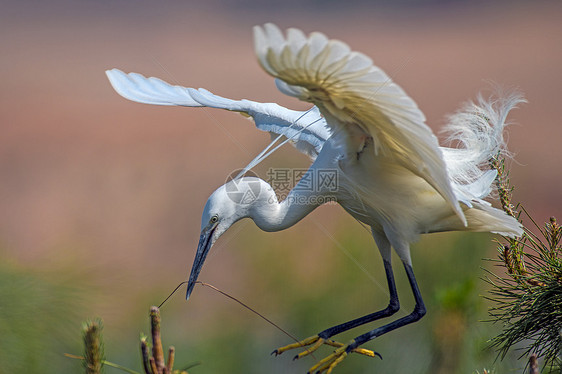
(253, 24, 465, 224)
(106, 68, 330, 159)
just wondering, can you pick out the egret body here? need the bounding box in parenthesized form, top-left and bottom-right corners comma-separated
(106, 23, 523, 373)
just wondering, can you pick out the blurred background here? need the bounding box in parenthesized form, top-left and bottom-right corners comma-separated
(1, 0, 561, 373)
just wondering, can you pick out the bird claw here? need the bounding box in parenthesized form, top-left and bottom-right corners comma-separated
(308, 344, 382, 374)
(272, 335, 324, 358)
(307, 346, 347, 374)
(322, 340, 381, 358)
(273, 337, 381, 373)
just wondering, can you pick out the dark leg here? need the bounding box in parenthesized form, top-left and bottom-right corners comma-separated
(272, 259, 400, 358)
(346, 261, 426, 352)
(318, 259, 400, 339)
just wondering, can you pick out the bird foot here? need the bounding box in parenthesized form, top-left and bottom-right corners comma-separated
(271, 335, 324, 359)
(273, 336, 380, 373)
(308, 343, 381, 374)
(308, 345, 347, 374)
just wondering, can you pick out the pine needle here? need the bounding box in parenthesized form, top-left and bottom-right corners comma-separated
(485, 153, 562, 371)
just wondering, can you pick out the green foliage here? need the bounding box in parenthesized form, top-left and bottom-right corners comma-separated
(486, 217, 562, 370)
(0, 253, 85, 373)
(486, 154, 562, 371)
(435, 278, 477, 312)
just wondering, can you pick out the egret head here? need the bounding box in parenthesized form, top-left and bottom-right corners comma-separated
(185, 177, 267, 299)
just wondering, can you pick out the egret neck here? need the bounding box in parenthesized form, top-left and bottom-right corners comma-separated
(186, 175, 329, 299)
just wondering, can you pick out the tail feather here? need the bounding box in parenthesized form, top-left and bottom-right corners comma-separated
(442, 91, 526, 190)
(437, 91, 525, 238)
(431, 201, 523, 238)
(464, 202, 523, 238)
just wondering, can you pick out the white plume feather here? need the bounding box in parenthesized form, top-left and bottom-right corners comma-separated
(441, 91, 526, 201)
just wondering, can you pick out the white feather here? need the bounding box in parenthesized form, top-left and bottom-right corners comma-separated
(253, 23, 464, 225)
(105, 69, 202, 106)
(105, 69, 331, 159)
(442, 91, 526, 201)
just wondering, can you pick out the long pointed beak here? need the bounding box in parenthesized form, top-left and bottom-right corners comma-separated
(186, 223, 217, 300)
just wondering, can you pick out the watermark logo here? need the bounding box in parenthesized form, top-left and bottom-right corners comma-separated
(224, 169, 262, 205)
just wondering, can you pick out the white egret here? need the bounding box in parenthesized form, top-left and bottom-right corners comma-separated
(106, 23, 524, 373)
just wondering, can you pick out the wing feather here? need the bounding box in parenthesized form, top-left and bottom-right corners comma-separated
(106, 68, 330, 159)
(106, 69, 202, 106)
(253, 23, 465, 224)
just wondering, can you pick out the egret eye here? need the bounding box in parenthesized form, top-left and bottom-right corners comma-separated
(210, 215, 219, 224)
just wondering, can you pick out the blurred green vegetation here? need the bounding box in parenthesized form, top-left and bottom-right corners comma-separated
(1, 223, 531, 373)
(0, 251, 85, 373)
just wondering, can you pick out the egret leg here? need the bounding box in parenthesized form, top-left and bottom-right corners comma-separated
(318, 259, 400, 339)
(348, 261, 426, 349)
(308, 262, 426, 373)
(273, 259, 399, 360)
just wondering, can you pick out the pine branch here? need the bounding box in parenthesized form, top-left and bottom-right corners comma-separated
(141, 306, 198, 374)
(485, 154, 562, 371)
(68, 308, 199, 374)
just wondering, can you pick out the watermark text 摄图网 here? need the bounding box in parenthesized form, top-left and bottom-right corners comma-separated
(225, 168, 339, 205)
(266, 168, 338, 203)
